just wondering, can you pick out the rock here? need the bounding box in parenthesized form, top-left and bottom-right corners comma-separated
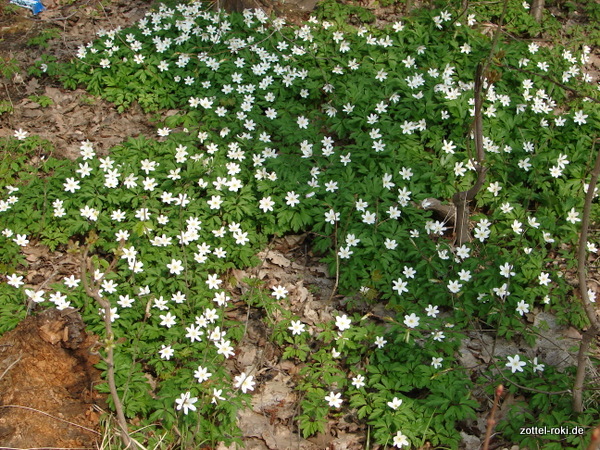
(460, 431, 481, 449)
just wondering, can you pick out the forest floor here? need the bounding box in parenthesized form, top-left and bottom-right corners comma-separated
(0, 0, 598, 449)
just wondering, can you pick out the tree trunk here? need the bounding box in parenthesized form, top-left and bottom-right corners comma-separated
(530, 0, 545, 23)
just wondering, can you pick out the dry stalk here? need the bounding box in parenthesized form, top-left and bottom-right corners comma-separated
(80, 237, 135, 449)
(573, 138, 600, 413)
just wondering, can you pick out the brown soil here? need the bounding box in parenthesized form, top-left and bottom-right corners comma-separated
(0, 308, 104, 449)
(0, 0, 598, 449)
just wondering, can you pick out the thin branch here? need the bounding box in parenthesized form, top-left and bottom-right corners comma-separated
(0, 354, 21, 382)
(81, 239, 136, 449)
(482, 384, 503, 450)
(573, 137, 600, 413)
(587, 423, 600, 450)
(0, 404, 101, 436)
(451, 0, 509, 245)
(453, 63, 488, 245)
(499, 64, 600, 104)
(327, 219, 340, 304)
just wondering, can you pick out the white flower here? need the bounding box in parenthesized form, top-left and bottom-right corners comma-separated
(351, 374, 366, 389)
(566, 208, 580, 224)
(516, 300, 530, 316)
(387, 397, 403, 410)
(506, 354, 526, 373)
(393, 430, 409, 448)
(211, 388, 225, 404)
(288, 320, 306, 335)
(101, 279, 118, 294)
(297, 116, 309, 129)
(431, 357, 443, 369)
(259, 196, 275, 212)
(272, 285, 288, 299)
(206, 274, 222, 290)
(324, 209, 340, 224)
(458, 270, 471, 282)
(573, 110, 588, 125)
(335, 314, 351, 331)
(511, 220, 523, 234)
(403, 266, 416, 279)
(6, 274, 24, 288)
(63, 177, 81, 193)
(186, 324, 203, 342)
(194, 366, 212, 383)
(487, 182, 502, 197)
(425, 305, 439, 318)
(338, 246, 353, 259)
(285, 191, 300, 207)
(538, 272, 551, 286)
(160, 312, 177, 328)
(374, 336, 387, 348)
(384, 238, 398, 250)
(14, 129, 28, 140)
(159, 345, 174, 360)
(13, 234, 29, 246)
(215, 339, 235, 358)
(101, 307, 119, 322)
(392, 278, 408, 295)
(532, 357, 545, 373)
(441, 139, 456, 154)
(432, 331, 445, 341)
(324, 391, 343, 408)
(63, 275, 80, 288)
(175, 391, 198, 415)
(207, 195, 223, 210)
(117, 295, 134, 308)
(346, 234, 360, 247)
(447, 280, 462, 293)
(404, 313, 419, 328)
(234, 372, 256, 393)
(499, 262, 515, 278)
(25, 289, 45, 303)
(166, 259, 184, 275)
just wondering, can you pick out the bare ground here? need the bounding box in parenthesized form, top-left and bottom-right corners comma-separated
(0, 0, 598, 449)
